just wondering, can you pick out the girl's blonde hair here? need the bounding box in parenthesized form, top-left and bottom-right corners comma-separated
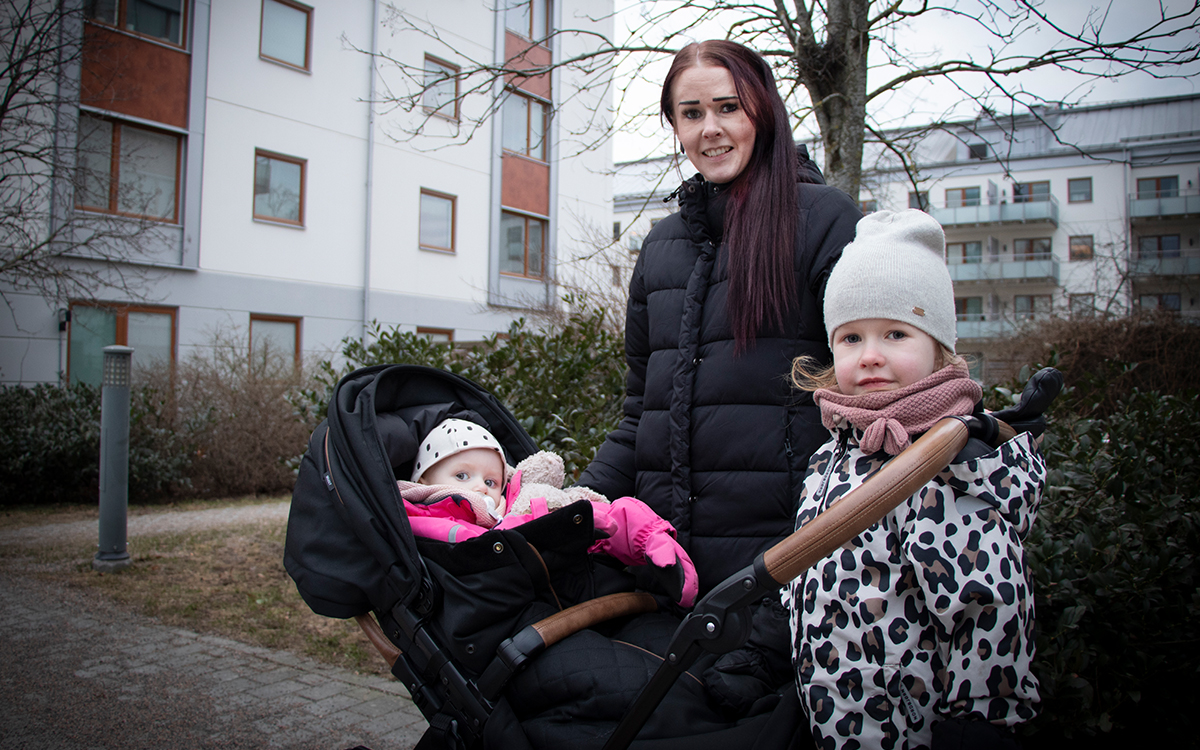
(791, 345, 964, 393)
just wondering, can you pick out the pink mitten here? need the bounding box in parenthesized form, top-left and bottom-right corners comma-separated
(590, 497, 698, 607)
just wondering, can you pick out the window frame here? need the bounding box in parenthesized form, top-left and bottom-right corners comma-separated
(75, 114, 183, 224)
(422, 55, 460, 120)
(1012, 181, 1051, 203)
(505, 0, 551, 44)
(86, 0, 189, 48)
(249, 313, 302, 370)
(253, 148, 306, 227)
(502, 89, 549, 161)
(1067, 177, 1093, 203)
(945, 186, 981, 208)
(500, 210, 546, 279)
(417, 327, 454, 343)
(419, 188, 457, 253)
(946, 241, 982, 265)
(66, 302, 177, 385)
(859, 199, 878, 213)
(259, 0, 313, 72)
(967, 143, 988, 160)
(955, 296, 985, 322)
(1138, 234, 1182, 259)
(1069, 235, 1094, 261)
(1139, 293, 1182, 312)
(1013, 294, 1053, 321)
(1013, 237, 1052, 261)
(1136, 176, 1180, 199)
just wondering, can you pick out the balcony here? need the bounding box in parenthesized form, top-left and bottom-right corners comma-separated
(947, 256, 1060, 284)
(1129, 188, 1200, 220)
(1129, 248, 1200, 277)
(956, 316, 1016, 340)
(930, 195, 1059, 228)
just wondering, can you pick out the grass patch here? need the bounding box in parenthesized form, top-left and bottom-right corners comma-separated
(0, 501, 388, 678)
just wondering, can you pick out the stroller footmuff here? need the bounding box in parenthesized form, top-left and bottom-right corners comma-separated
(284, 365, 804, 749)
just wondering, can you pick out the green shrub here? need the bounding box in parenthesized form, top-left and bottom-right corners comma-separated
(993, 371, 1200, 745)
(0, 382, 191, 505)
(313, 306, 627, 479)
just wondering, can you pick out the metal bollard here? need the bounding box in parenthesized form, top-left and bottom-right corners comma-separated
(94, 345, 134, 573)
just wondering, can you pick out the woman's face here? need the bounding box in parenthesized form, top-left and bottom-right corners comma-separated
(669, 65, 757, 184)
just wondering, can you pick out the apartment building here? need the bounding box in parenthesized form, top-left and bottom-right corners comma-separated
(0, 0, 613, 386)
(614, 94, 1200, 384)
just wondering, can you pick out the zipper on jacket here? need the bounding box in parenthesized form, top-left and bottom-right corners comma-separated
(815, 431, 849, 508)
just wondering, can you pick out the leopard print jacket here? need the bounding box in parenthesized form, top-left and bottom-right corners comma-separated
(783, 428, 1045, 749)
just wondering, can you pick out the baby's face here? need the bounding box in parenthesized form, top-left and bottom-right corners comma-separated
(420, 448, 506, 506)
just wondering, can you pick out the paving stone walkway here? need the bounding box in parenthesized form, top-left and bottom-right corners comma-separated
(0, 505, 428, 750)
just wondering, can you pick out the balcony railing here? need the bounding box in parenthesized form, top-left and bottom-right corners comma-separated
(1129, 188, 1200, 220)
(1129, 248, 1200, 277)
(946, 256, 1059, 284)
(955, 317, 1016, 340)
(929, 195, 1059, 227)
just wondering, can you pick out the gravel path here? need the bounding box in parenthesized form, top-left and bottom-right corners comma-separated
(0, 500, 292, 547)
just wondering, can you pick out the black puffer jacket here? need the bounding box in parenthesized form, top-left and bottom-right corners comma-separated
(579, 164, 860, 594)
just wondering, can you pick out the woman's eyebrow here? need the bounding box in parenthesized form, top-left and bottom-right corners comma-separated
(676, 95, 739, 106)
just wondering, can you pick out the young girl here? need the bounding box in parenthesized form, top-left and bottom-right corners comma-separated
(786, 210, 1043, 750)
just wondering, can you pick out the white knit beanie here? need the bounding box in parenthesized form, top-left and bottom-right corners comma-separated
(823, 209, 957, 353)
(411, 418, 506, 483)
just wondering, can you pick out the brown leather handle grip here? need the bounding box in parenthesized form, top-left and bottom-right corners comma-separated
(356, 613, 402, 667)
(532, 592, 658, 648)
(762, 417, 971, 586)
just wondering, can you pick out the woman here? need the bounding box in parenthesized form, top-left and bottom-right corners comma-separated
(578, 40, 861, 711)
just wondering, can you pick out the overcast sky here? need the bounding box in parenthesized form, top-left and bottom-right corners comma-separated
(610, 0, 1200, 162)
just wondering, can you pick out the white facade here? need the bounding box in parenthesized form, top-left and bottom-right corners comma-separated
(0, 0, 614, 385)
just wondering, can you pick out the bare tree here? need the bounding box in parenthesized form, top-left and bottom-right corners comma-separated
(369, 0, 1200, 198)
(1, 0, 170, 309)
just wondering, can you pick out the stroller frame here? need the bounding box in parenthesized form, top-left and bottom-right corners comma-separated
(288, 364, 1061, 750)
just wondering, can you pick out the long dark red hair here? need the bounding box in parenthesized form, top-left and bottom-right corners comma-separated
(661, 40, 799, 351)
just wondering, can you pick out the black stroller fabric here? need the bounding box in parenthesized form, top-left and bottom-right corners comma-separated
(284, 365, 805, 749)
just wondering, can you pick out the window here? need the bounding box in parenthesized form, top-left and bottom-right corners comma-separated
(945, 187, 981, 208)
(1014, 295, 1052, 321)
(964, 353, 984, 382)
(87, 0, 186, 46)
(253, 150, 305, 225)
(908, 191, 929, 211)
(417, 327, 454, 343)
(1068, 178, 1092, 203)
(1014, 238, 1052, 261)
(967, 143, 988, 160)
(947, 241, 982, 265)
(610, 264, 622, 287)
(1012, 181, 1050, 203)
(250, 314, 300, 369)
(500, 211, 544, 278)
(955, 296, 984, 322)
(419, 190, 456, 252)
(76, 114, 180, 222)
(612, 221, 621, 242)
(502, 91, 548, 160)
(1069, 294, 1095, 318)
(505, 0, 549, 41)
(260, 0, 311, 70)
(859, 199, 878, 213)
(1140, 293, 1182, 312)
(423, 56, 459, 119)
(1137, 176, 1180, 199)
(1138, 235, 1182, 259)
(68, 303, 175, 386)
(1069, 235, 1094, 261)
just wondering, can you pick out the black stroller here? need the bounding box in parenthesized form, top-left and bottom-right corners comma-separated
(284, 364, 1060, 750)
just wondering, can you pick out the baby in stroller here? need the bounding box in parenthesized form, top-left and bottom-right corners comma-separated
(398, 417, 699, 608)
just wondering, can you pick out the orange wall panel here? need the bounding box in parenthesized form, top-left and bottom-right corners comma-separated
(81, 24, 190, 128)
(504, 32, 552, 100)
(502, 156, 550, 215)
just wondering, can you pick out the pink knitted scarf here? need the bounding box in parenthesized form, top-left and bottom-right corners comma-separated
(814, 362, 982, 455)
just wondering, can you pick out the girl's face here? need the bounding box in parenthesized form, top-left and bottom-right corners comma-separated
(420, 448, 506, 506)
(832, 319, 941, 396)
(669, 65, 757, 185)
